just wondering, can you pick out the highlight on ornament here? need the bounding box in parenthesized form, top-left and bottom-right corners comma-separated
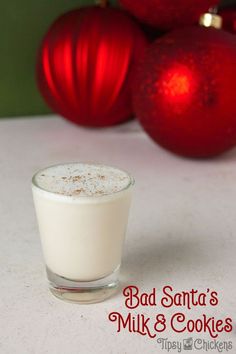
(160, 64, 194, 104)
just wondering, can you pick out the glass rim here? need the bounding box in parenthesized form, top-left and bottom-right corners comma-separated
(31, 162, 135, 201)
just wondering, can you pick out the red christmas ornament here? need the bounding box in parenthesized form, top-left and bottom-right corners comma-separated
(133, 24, 236, 158)
(119, 0, 218, 30)
(37, 6, 147, 127)
(219, 6, 236, 34)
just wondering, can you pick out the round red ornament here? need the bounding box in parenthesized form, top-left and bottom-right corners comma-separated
(37, 6, 147, 127)
(219, 6, 236, 34)
(133, 25, 236, 158)
(119, 0, 218, 30)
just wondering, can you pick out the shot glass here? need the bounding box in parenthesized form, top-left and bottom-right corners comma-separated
(32, 163, 134, 304)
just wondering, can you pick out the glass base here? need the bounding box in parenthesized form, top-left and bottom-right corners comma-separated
(46, 267, 119, 304)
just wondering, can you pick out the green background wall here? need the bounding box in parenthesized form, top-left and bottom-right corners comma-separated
(0, 0, 234, 118)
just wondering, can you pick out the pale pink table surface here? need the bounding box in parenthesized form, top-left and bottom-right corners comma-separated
(0, 116, 235, 354)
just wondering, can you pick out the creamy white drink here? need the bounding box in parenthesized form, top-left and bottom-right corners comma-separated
(32, 163, 134, 303)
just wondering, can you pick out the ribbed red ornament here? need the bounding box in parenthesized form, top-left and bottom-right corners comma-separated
(37, 7, 147, 127)
(133, 26, 236, 158)
(119, 0, 218, 30)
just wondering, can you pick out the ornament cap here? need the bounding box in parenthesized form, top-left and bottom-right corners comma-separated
(199, 12, 222, 29)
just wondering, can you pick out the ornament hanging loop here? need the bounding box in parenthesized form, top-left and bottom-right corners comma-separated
(199, 7, 222, 29)
(95, 0, 109, 7)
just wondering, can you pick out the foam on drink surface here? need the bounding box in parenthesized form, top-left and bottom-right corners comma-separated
(34, 163, 131, 197)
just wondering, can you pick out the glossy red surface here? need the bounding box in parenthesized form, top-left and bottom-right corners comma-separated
(119, 0, 218, 30)
(37, 7, 148, 127)
(133, 27, 236, 158)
